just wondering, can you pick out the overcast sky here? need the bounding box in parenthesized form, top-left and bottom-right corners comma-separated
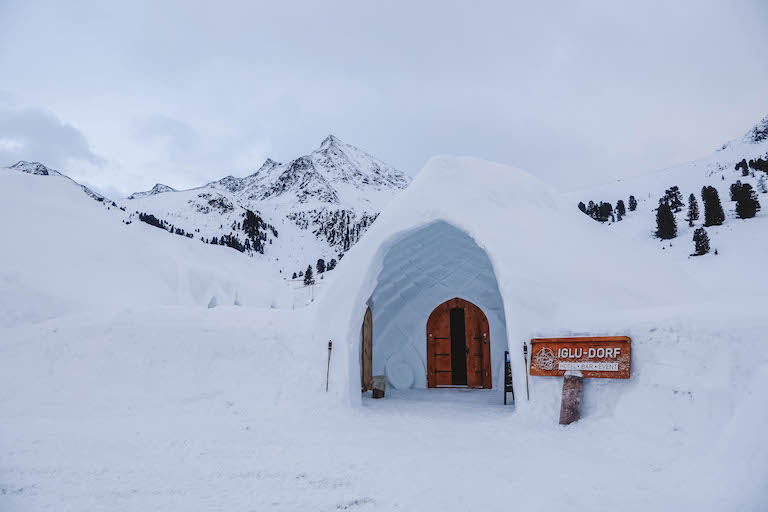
(0, 0, 766, 198)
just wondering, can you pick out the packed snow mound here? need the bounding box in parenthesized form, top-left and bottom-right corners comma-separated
(316, 156, 699, 405)
(0, 172, 288, 328)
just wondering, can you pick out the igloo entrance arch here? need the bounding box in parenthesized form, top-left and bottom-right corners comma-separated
(365, 221, 508, 391)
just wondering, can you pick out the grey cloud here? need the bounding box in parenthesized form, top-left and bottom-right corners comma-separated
(132, 114, 200, 161)
(0, 104, 103, 169)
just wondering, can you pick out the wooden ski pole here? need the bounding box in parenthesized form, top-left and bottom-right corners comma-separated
(523, 342, 530, 401)
(326, 340, 333, 392)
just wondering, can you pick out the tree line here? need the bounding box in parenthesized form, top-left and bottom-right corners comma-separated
(578, 158, 765, 257)
(578, 195, 637, 223)
(292, 256, 340, 285)
(135, 208, 277, 255)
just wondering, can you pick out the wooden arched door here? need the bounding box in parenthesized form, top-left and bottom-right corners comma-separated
(361, 307, 373, 391)
(426, 298, 491, 388)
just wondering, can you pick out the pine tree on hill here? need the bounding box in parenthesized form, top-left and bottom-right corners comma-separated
(304, 265, 315, 286)
(578, 201, 586, 213)
(661, 186, 684, 212)
(597, 202, 613, 223)
(292, 272, 297, 279)
(735, 159, 749, 176)
(586, 200, 597, 220)
(655, 202, 677, 240)
(748, 157, 768, 173)
(732, 182, 761, 219)
(685, 193, 699, 226)
(701, 186, 725, 227)
(616, 200, 626, 218)
(729, 180, 743, 201)
(327, 258, 337, 271)
(316, 258, 326, 274)
(628, 195, 637, 212)
(691, 227, 710, 256)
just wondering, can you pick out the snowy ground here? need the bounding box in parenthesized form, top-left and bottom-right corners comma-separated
(1, 303, 766, 511)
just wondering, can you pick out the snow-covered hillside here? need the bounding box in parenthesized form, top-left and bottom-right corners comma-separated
(0, 170, 294, 328)
(123, 135, 410, 275)
(568, 114, 768, 290)
(6, 160, 108, 202)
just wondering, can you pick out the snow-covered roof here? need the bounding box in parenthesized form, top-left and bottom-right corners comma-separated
(316, 156, 696, 407)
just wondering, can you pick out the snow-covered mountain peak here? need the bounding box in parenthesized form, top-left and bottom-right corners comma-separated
(120, 136, 410, 273)
(7, 161, 61, 176)
(257, 158, 281, 173)
(319, 134, 341, 148)
(127, 183, 177, 200)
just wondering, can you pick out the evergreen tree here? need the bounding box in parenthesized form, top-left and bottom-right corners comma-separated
(303, 265, 315, 286)
(701, 186, 725, 227)
(729, 180, 742, 201)
(585, 200, 597, 220)
(597, 202, 613, 223)
(578, 201, 586, 213)
(660, 186, 684, 212)
(616, 200, 626, 217)
(292, 272, 297, 279)
(299, 270, 304, 277)
(327, 258, 337, 271)
(316, 258, 326, 274)
(691, 228, 710, 256)
(732, 182, 761, 219)
(735, 158, 749, 176)
(655, 202, 677, 239)
(685, 193, 699, 226)
(628, 195, 637, 211)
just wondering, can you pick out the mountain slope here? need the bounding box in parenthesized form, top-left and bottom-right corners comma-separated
(0, 170, 289, 328)
(567, 114, 768, 291)
(4, 160, 108, 202)
(124, 136, 411, 275)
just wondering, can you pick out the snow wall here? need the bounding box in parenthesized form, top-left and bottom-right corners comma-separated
(316, 155, 700, 410)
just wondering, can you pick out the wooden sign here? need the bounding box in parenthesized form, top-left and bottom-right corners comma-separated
(529, 336, 631, 379)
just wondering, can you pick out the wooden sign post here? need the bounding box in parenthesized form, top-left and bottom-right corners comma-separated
(529, 336, 631, 425)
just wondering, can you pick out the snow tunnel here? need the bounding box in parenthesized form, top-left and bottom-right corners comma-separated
(362, 221, 508, 391)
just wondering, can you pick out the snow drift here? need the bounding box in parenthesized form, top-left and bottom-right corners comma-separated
(0, 171, 288, 328)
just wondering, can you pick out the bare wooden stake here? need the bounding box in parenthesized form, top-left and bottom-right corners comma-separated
(325, 341, 332, 392)
(559, 371, 583, 425)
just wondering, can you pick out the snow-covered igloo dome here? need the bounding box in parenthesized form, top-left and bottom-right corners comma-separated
(316, 156, 692, 408)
